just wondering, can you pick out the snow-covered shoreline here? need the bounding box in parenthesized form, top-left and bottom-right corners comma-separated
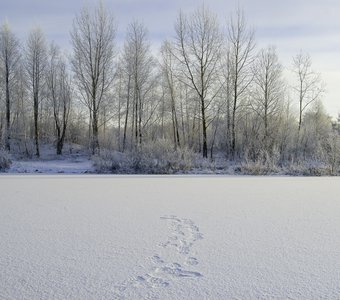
(8, 158, 94, 174)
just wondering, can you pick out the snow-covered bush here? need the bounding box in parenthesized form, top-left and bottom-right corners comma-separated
(93, 149, 127, 173)
(9, 138, 35, 159)
(284, 161, 331, 176)
(0, 150, 12, 172)
(238, 149, 280, 175)
(93, 139, 196, 174)
(304, 164, 331, 176)
(129, 139, 196, 174)
(324, 133, 340, 175)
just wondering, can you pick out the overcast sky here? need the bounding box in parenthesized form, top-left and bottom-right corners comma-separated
(1, 0, 339, 117)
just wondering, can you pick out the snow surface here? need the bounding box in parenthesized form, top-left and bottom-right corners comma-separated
(0, 176, 339, 299)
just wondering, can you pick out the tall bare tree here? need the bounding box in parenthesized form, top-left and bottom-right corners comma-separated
(227, 9, 255, 158)
(220, 49, 233, 156)
(0, 21, 20, 151)
(46, 43, 71, 155)
(251, 46, 283, 148)
(173, 6, 223, 158)
(120, 55, 133, 152)
(292, 52, 324, 132)
(25, 27, 47, 157)
(161, 40, 180, 149)
(122, 20, 155, 149)
(71, 2, 116, 154)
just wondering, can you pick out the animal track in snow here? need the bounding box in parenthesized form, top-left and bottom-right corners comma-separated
(134, 274, 169, 288)
(112, 215, 203, 299)
(185, 257, 199, 266)
(151, 254, 165, 264)
(150, 216, 203, 281)
(155, 262, 202, 278)
(159, 215, 203, 256)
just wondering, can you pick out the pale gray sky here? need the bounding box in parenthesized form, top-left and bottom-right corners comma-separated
(1, 0, 339, 117)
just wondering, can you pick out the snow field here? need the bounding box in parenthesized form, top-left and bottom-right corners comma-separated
(0, 176, 339, 299)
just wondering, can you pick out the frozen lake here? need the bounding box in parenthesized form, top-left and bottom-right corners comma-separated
(0, 176, 339, 299)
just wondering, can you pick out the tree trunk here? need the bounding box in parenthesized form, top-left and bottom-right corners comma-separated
(298, 87, 303, 132)
(138, 92, 142, 145)
(134, 89, 138, 146)
(231, 68, 239, 159)
(56, 139, 63, 155)
(226, 77, 231, 157)
(123, 75, 131, 152)
(56, 120, 67, 155)
(34, 92, 40, 157)
(92, 109, 99, 154)
(55, 119, 61, 154)
(170, 87, 180, 149)
(118, 79, 122, 151)
(5, 62, 10, 151)
(231, 98, 237, 159)
(200, 96, 208, 158)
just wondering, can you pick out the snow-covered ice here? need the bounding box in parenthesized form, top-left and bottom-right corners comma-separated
(0, 176, 339, 299)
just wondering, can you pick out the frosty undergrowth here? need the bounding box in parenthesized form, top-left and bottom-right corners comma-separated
(0, 150, 12, 172)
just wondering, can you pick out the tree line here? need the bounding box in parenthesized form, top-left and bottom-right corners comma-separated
(0, 3, 339, 171)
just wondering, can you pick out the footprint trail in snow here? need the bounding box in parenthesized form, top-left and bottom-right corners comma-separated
(159, 215, 203, 255)
(112, 215, 203, 299)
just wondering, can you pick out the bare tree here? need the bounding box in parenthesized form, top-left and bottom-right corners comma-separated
(300, 101, 330, 160)
(292, 52, 324, 132)
(220, 49, 233, 156)
(0, 21, 20, 151)
(251, 46, 283, 148)
(161, 40, 180, 149)
(71, 2, 116, 154)
(46, 43, 71, 155)
(120, 55, 133, 152)
(227, 8, 255, 158)
(173, 6, 223, 158)
(11, 62, 31, 155)
(25, 27, 47, 157)
(114, 64, 124, 151)
(122, 20, 155, 149)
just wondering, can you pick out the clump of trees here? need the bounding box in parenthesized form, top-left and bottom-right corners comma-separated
(0, 2, 339, 174)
